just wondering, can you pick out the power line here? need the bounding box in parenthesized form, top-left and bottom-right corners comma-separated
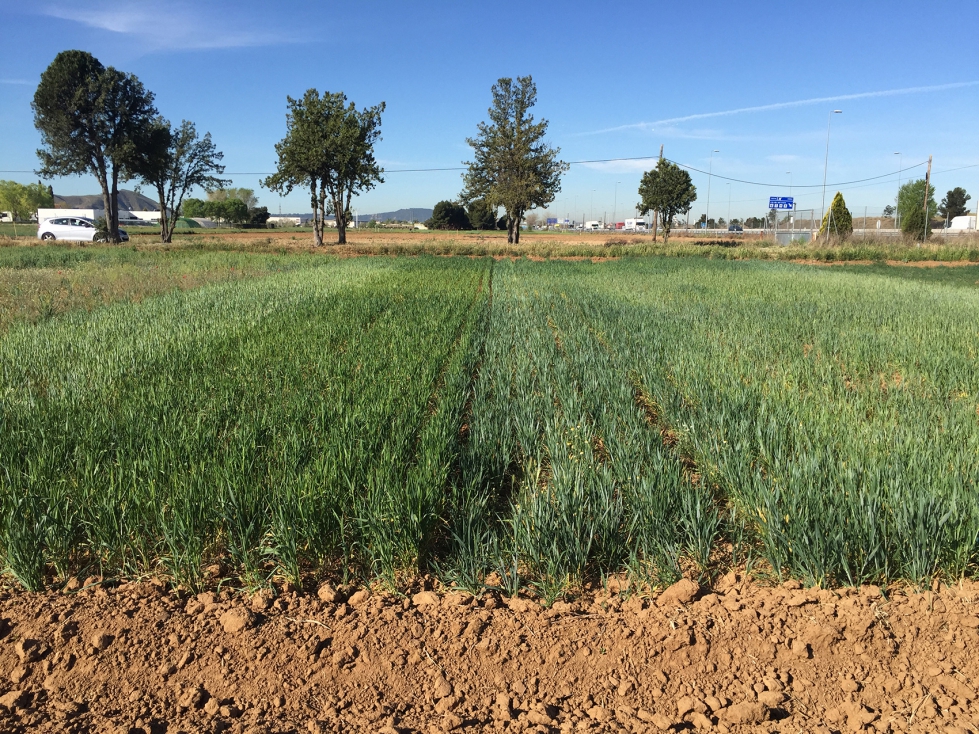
(0, 156, 946, 189)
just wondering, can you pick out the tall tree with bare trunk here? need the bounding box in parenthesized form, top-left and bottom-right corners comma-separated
(263, 90, 384, 246)
(461, 76, 567, 244)
(129, 119, 229, 243)
(33, 50, 157, 244)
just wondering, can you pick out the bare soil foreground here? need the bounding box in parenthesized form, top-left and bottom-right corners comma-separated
(1, 578, 977, 734)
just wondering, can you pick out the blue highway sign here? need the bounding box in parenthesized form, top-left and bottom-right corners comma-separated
(769, 196, 794, 210)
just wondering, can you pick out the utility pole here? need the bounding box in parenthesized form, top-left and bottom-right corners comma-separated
(922, 155, 933, 243)
(652, 144, 663, 241)
(894, 152, 902, 230)
(821, 110, 842, 234)
(705, 149, 719, 235)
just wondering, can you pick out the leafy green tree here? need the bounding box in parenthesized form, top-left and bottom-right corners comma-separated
(637, 159, 696, 243)
(938, 187, 970, 223)
(461, 76, 568, 244)
(0, 180, 54, 221)
(128, 119, 229, 243)
(33, 50, 157, 243)
(819, 191, 853, 239)
(897, 179, 937, 240)
(467, 199, 497, 230)
(426, 200, 471, 230)
(208, 187, 257, 210)
(882, 204, 895, 218)
(264, 89, 385, 246)
(212, 198, 249, 225)
(249, 206, 270, 225)
(182, 198, 207, 218)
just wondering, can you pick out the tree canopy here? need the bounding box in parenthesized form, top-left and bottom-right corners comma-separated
(0, 181, 54, 221)
(183, 197, 248, 224)
(33, 50, 157, 243)
(636, 159, 696, 243)
(426, 201, 471, 230)
(818, 191, 853, 239)
(263, 89, 384, 246)
(461, 76, 568, 244)
(127, 119, 228, 243)
(897, 179, 937, 240)
(466, 199, 497, 230)
(938, 187, 971, 222)
(209, 187, 257, 210)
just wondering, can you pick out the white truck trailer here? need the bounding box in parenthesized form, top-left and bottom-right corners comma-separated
(623, 218, 647, 231)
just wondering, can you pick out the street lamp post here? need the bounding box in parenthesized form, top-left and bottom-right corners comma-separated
(726, 183, 731, 227)
(894, 152, 902, 229)
(787, 172, 793, 236)
(613, 182, 620, 229)
(705, 149, 719, 234)
(820, 110, 842, 232)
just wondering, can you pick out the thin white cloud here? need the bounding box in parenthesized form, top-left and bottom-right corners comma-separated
(0, 79, 32, 85)
(579, 81, 979, 136)
(42, 2, 295, 51)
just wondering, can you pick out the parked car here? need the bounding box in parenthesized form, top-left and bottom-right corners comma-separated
(37, 216, 129, 242)
(728, 224, 744, 233)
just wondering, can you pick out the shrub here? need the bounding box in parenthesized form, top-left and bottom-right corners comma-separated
(818, 192, 853, 240)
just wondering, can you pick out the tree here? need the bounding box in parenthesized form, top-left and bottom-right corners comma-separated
(208, 187, 258, 210)
(250, 206, 271, 225)
(263, 90, 385, 246)
(897, 179, 937, 240)
(214, 198, 249, 225)
(461, 76, 568, 244)
(938, 187, 970, 223)
(33, 50, 158, 243)
(467, 199, 497, 230)
(426, 200, 471, 230)
(818, 191, 853, 239)
(0, 180, 54, 221)
(882, 204, 895, 218)
(182, 198, 207, 218)
(636, 159, 696, 243)
(180, 197, 248, 224)
(128, 119, 229, 243)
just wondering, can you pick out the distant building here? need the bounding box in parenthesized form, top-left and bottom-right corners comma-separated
(267, 216, 303, 227)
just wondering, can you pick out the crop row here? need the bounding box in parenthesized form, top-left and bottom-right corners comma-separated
(1, 256, 977, 593)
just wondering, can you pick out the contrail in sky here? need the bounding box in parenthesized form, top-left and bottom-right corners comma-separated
(582, 81, 979, 135)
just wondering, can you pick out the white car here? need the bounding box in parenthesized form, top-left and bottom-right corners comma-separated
(37, 216, 129, 242)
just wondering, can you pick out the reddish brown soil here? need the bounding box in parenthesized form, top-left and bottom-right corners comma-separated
(1, 576, 977, 734)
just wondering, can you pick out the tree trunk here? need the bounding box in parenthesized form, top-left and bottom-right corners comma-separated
(157, 185, 171, 243)
(109, 165, 121, 243)
(336, 211, 347, 245)
(310, 181, 323, 247)
(506, 214, 516, 244)
(335, 191, 347, 245)
(95, 157, 112, 243)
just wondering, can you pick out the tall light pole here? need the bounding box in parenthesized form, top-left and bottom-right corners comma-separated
(705, 149, 719, 232)
(590, 190, 595, 221)
(613, 181, 620, 228)
(894, 152, 902, 229)
(726, 182, 731, 225)
(821, 110, 842, 227)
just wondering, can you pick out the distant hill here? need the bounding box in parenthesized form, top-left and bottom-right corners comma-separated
(55, 189, 159, 211)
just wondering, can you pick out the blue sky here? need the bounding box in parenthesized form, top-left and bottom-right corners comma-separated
(1, 0, 977, 222)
